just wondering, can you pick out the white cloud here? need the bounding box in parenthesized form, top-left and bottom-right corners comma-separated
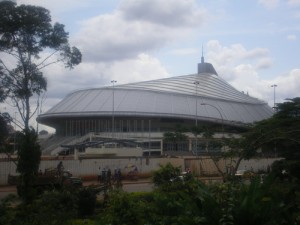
(75, 13, 172, 62)
(42, 54, 169, 98)
(287, 0, 300, 6)
(206, 40, 271, 78)
(74, 0, 208, 63)
(106, 53, 170, 84)
(295, 11, 300, 18)
(17, 0, 90, 13)
(258, 0, 279, 9)
(204, 40, 300, 106)
(287, 34, 297, 40)
(119, 0, 207, 27)
(168, 48, 199, 56)
(274, 69, 300, 101)
(229, 64, 266, 100)
(255, 58, 273, 69)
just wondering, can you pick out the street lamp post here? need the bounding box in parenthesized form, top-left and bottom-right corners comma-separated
(193, 81, 200, 153)
(111, 80, 117, 139)
(200, 103, 224, 137)
(271, 84, 277, 112)
(194, 81, 200, 126)
(14, 111, 17, 153)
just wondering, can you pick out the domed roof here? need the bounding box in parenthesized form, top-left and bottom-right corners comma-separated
(37, 59, 273, 127)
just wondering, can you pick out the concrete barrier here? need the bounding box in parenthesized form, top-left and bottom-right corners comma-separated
(0, 156, 281, 185)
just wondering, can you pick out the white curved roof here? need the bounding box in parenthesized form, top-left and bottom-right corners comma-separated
(38, 68, 273, 126)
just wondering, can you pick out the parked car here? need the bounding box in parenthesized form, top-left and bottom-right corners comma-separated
(170, 171, 190, 182)
(8, 167, 82, 189)
(235, 170, 255, 179)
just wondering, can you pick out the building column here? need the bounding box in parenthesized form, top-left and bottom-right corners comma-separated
(188, 138, 192, 152)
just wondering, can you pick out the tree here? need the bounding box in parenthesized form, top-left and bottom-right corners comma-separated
(275, 97, 300, 118)
(0, 73, 10, 153)
(0, 86, 7, 103)
(152, 163, 182, 188)
(242, 98, 300, 188)
(0, 112, 14, 154)
(221, 97, 300, 180)
(226, 98, 299, 172)
(0, 1, 82, 131)
(16, 128, 41, 202)
(0, 1, 82, 202)
(244, 97, 300, 159)
(0, 113, 10, 149)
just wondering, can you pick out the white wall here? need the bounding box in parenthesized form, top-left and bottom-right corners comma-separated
(0, 157, 281, 185)
(0, 157, 184, 185)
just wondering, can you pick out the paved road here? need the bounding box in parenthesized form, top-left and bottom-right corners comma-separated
(123, 182, 154, 193)
(0, 188, 16, 201)
(0, 180, 154, 201)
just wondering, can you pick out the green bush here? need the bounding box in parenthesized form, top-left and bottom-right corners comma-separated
(2, 162, 299, 225)
(16, 129, 41, 203)
(98, 189, 148, 225)
(0, 194, 18, 225)
(12, 190, 77, 225)
(77, 187, 97, 218)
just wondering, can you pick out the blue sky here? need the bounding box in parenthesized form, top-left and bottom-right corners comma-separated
(1, 0, 300, 132)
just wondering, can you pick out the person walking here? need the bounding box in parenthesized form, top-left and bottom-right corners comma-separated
(97, 166, 101, 183)
(107, 168, 112, 185)
(102, 167, 107, 184)
(57, 161, 64, 176)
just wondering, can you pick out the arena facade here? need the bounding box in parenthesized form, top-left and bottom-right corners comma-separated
(37, 57, 273, 155)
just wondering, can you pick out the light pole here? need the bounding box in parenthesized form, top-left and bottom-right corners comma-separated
(271, 84, 277, 112)
(111, 80, 117, 139)
(194, 81, 200, 126)
(193, 81, 199, 153)
(201, 103, 224, 137)
(14, 111, 17, 153)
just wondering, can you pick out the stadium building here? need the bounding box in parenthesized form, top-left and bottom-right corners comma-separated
(37, 56, 273, 156)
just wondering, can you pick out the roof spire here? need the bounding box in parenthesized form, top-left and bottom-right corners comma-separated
(197, 44, 218, 75)
(201, 44, 204, 63)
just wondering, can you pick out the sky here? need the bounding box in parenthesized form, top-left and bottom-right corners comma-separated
(1, 0, 300, 133)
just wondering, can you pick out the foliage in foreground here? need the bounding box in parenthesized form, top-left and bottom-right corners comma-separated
(0, 186, 98, 225)
(97, 164, 299, 225)
(16, 129, 41, 203)
(1, 163, 299, 225)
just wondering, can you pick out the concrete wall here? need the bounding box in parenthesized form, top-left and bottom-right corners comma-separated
(0, 157, 281, 185)
(0, 157, 184, 185)
(186, 157, 281, 176)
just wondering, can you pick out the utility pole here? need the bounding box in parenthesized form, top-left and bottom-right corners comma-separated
(111, 80, 117, 139)
(271, 84, 277, 112)
(193, 81, 199, 154)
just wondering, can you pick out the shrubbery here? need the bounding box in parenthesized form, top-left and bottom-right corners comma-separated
(1, 163, 299, 225)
